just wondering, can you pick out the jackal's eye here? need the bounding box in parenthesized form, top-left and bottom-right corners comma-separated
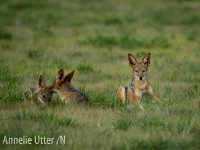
(142, 70, 146, 73)
(135, 70, 139, 73)
(42, 94, 46, 99)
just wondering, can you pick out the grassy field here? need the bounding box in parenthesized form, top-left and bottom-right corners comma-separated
(0, 0, 200, 149)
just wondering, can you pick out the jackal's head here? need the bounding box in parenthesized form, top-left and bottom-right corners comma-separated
(36, 75, 54, 104)
(55, 68, 75, 91)
(128, 53, 151, 81)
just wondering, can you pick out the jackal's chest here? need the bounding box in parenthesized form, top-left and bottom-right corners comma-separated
(134, 80, 148, 90)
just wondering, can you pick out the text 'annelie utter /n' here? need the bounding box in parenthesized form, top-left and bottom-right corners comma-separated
(3, 135, 66, 145)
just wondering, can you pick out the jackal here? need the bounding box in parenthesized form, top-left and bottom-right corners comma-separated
(25, 75, 54, 104)
(117, 53, 159, 104)
(54, 68, 87, 103)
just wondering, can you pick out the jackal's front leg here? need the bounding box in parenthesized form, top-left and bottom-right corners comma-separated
(132, 89, 145, 110)
(134, 88, 142, 104)
(147, 84, 159, 102)
(127, 91, 134, 103)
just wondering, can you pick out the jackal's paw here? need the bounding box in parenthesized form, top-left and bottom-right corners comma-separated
(153, 98, 163, 104)
(139, 105, 145, 111)
(152, 95, 163, 103)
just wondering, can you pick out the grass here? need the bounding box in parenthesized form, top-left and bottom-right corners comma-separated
(13, 110, 74, 127)
(80, 32, 170, 49)
(0, 0, 200, 149)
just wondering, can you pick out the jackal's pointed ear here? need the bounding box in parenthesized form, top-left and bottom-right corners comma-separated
(142, 53, 151, 66)
(38, 75, 45, 88)
(128, 53, 137, 67)
(57, 68, 64, 80)
(64, 69, 75, 83)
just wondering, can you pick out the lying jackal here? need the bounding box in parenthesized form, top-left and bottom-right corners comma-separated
(54, 68, 87, 103)
(117, 53, 159, 104)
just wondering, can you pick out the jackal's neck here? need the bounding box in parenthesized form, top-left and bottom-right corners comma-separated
(134, 79, 148, 90)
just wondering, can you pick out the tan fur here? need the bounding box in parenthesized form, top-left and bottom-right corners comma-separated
(54, 68, 87, 103)
(117, 53, 159, 104)
(117, 86, 126, 103)
(127, 91, 134, 103)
